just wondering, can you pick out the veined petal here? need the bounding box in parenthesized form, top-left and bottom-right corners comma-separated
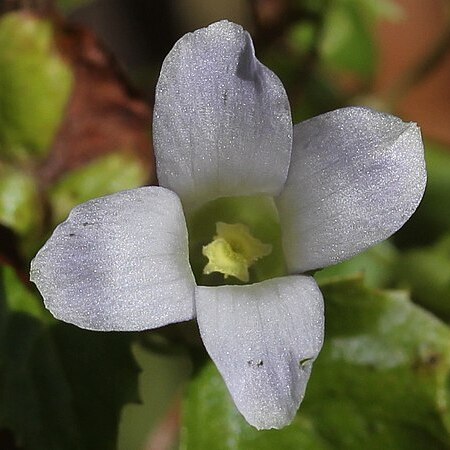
(153, 20, 292, 212)
(196, 276, 324, 430)
(30, 187, 195, 331)
(277, 107, 426, 273)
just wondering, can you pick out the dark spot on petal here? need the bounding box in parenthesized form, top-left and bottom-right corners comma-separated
(299, 357, 313, 368)
(247, 359, 264, 368)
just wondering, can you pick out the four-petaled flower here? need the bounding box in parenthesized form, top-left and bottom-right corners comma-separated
(30, 21, 426, 429)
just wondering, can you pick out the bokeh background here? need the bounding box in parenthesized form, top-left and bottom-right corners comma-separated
(0, 1, 449, 449)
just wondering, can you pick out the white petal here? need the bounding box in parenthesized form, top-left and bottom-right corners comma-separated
(277, 107, 426, 273)
(196, 276, 324, 430)
(153, 20, 292, 211)
(30, 187, 195, 331)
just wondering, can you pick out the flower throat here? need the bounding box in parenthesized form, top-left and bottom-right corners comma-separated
(186, 195, 287, 286)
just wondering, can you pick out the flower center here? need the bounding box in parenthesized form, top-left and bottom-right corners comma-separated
(186, 195, 287, 286)
(202, 222, 272, 282)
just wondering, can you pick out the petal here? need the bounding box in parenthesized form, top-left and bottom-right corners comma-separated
(30, 187, 196, 331)
(196, 275, 324, 429)
(153, 20, 292, 211)
(277, 107, 426, 273)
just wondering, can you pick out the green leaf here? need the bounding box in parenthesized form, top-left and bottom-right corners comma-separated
(57, 0, 93, 13)
(0, 314, 81, 450)
(0, 267, 81, 450)
(0, 12, 73, 161)
(0, 163, 41, 235)
(49, 152, 147, 224)
(314, 240, 398, 289)
(354, 0, 403, 21)
(181, 361, 332, 450)
(394, 234, 450, 322)
(51, 324, 140, 450)
(288, 21, 317, 56)
(395, 142, 450, 247)
(0, 265, 140, 450)
(290, 73, 343, 124)
(2, 266, 50, 322)
(320, 1, 377, 78)
(118, 344, 191, 450)
(181, 278, 450, 449)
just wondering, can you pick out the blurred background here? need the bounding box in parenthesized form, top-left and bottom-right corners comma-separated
(0, 1, 449, 449)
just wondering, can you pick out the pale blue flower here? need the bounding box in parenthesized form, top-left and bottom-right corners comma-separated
(31, 21, 426, 429)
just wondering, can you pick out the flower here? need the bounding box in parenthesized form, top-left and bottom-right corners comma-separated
(30, 20, 426, 430)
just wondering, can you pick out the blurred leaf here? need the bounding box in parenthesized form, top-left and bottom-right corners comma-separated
(182, 361, 331, 449)
(0, 267, 81, 450)
(40, 21, 155, 184)
(292, 73, 343, 123)
(50, 152, 147, 224)
(0, 163, 41, 235)
(299, 0, 328, 14)
(52, 324, 140, 450)
(118, 344, 191, 450)
(395, 234, 450, 322)
(181, 278, 450, 449)
(3, 266, 49, 322)
(0, 265, 140, 450)
(315, 240, 398, 288)
(395, 142, 450, 247)
(355, 0, 403, 21)
(0, 12, 73, 161)
(57, 0, 93, 13)
(320, 0, 376, 78)
(0, 313, 81, 450)
(288, 21, 317, 56)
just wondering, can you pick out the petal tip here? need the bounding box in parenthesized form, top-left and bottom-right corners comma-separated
(153, 20, 291, 208)
(246, 400, 299, 430)
(280, 107, 428, 272)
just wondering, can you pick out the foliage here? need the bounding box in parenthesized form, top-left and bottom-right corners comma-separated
(0, 12, 73, 161)
(181, 278, 450, 449)
(0, 2, 449, 449)
(0, 266, 139, 450)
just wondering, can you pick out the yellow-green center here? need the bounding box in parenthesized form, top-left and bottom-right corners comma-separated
(202, 222, 272, 282)
(187, 195, 288, 286)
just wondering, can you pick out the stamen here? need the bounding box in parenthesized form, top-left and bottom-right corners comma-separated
(202, 222, 272, 282)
